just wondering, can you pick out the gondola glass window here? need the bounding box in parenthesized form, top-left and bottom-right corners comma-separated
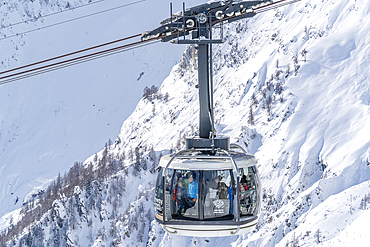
(155, 168, 173, 218)
(154, 150, 261, 236)
(164, 169, 235, 220)
(171, 170, 200, 219)
(203, 170, 234, 220)
(239, 166, 259, 217)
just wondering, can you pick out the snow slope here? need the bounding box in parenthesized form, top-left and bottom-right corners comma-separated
(0, 0, 201, 219)
(111, 0, 370, 245)
(1, 0, 370, 246)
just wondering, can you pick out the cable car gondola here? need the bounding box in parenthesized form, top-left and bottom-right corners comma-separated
(146, 1, 275, 236)
(154, 143, 261, 237)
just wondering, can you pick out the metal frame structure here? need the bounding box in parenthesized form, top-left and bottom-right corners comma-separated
(142, 0, 272, 146)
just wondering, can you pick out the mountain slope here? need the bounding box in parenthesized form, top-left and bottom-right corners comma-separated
(1, 0, 370, 246)
(0, 0, 201, 219)
(113, 0, 370, 245)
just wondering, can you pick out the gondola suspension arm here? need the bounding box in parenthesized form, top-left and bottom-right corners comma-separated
(141, 0, 301, 142)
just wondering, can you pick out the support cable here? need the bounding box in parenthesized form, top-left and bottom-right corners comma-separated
(0, 39, 159, 85)
(254, 0, 302, 14)
(0, 33, 142, 76)
(0, 0, 146, 42)
(0, 0, 104, 31)
(0, 0, 302, 86)
(0, 38, 159, 85)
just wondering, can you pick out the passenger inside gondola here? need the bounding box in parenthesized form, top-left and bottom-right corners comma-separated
(203, 171, 233, 219)
(239, 167, 257, 216)
(172, 177, 186, 215)
(173, 172, 199, 217)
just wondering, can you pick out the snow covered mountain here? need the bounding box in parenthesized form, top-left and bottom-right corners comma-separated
(1, 0, 370, 246)
(0, 0, 201, 219)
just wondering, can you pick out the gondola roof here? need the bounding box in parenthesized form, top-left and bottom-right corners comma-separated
(158, 151, 257, 170)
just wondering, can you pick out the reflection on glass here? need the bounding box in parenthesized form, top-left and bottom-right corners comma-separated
(170, 169, 234, 220)
(159, 166, 259, 221)
(239, 167, 258, 216)
(155, 167, 164, 216)
(171, 170, 199, 219)
(164, 168, 173, 219)
(203, 170, 234, 220)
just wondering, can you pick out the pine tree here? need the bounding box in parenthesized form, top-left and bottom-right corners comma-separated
(285, 64, 291, 78)
(301, 48, 308, 62)
(135, 147, 141, 165)
(266, 95, 273, 116)
(108, 138, 113, 149)
(143, 86, 151, 101)
(68, 196, 77, 230)
(118, 176, 126, 195)
(149, 147, 157, 174)
(141, 157, 147, 171)
(109, 221, 116, 238)
(133, 161, 141, 176)
(152, 102, 156, 116)
(150, 85, 158, 98)
(119, 151, 126, 171)
(251, 92, 257, 107)
(32, 225, 45, 247)
(56, 173, 62, 193)
(248, 106, 254, 125)
(314, 229, 321, 244)
(128, 148, 133, 163)
(275, 82, 283, 95)
(164, 92, 169, 102)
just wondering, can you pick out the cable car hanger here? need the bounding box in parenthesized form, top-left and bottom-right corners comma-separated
(142, 0, 301, 149)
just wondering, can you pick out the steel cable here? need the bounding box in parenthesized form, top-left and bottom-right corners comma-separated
(254, 0, 302, 14)
(0, 38, 159, 83)
(0, 0, 302, 85)
(0, 0, 146, 42)
(0, 39, 159, 85)
(0, 33, 142, 76)
(0, 0, 104, 31)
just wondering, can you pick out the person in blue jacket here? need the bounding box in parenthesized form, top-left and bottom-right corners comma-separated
(178, 172, 198, 215)
(187, 172, 198, 200)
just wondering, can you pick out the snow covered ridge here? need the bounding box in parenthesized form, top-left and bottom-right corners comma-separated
(1, 0, 370, 246)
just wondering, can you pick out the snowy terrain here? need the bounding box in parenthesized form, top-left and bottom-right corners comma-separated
(1, 0, 370, 246)
(0, 0, 201, 219)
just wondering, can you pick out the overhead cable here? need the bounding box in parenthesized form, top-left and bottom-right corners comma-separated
(254, 0, 302, 14)
(0, 0, 302, 85)
(0, 0, 104, 31)
(0, 0, 146, 42)
(0, 38, 160, 85)
(0, 33, 142, 76)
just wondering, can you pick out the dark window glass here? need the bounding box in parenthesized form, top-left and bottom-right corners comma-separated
(203, 170, 234, 220)
(171, 170, 199, 219)
(239, 167, 258, 216)
(170, 169, 234, 221)
(155, 167, 164, 215)
(163, 168, 174, 220)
